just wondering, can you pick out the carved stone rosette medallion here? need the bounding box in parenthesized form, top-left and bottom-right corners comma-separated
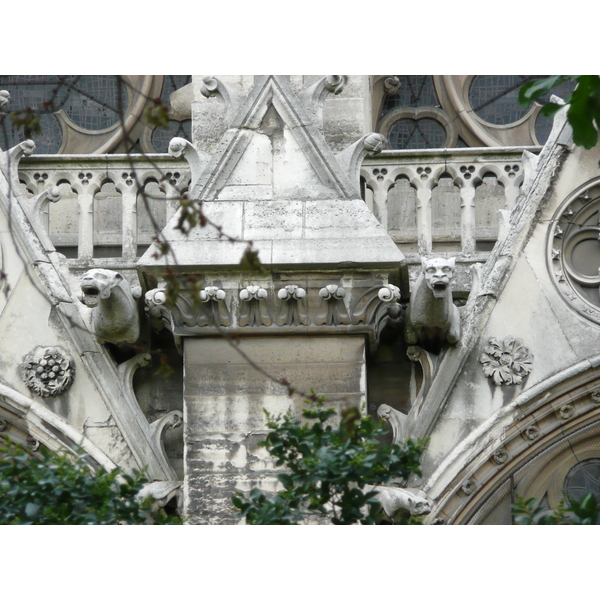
(548, 179, 600, 324)
(20, 346, 75, 398)
(479, 337, 532, 386)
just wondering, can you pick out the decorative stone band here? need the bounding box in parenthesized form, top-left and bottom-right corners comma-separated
(20, 346, 75, 398)
(318, 284, 346, 301)
(239, 285, 268, 301)
(143, 282, 403, 348)
(200, 286, 226, 302)
(314, 285, 350, 326)
(423, 355, 600, 524)
(277, 286, 309, 326)
(277, 285, 307, 301)
(239, 285, 271, 327)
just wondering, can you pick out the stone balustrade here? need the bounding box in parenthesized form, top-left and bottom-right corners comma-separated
(18, 154, 190, 270)
(362, 146, 540, 257)
(18, 147, 540, 276)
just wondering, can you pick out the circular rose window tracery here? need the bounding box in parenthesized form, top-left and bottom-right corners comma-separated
(548, 179, 600, 324)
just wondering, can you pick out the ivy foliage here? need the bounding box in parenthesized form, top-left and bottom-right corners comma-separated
(511, 492, 600, 525)
(0, 439, 181, 525)
(232, 400, 426, 525)
(519, 75, 600, 149)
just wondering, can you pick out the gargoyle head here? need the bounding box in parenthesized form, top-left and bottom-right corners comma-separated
(80, 269, 124, 307)
(422, 256, 455, 299)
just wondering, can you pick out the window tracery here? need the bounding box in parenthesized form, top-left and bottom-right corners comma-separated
(0, 75, 192, 154)
(375, 75, 577, 149)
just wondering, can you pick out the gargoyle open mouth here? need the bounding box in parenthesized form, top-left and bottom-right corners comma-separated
(81, 284, 101, 307)
(82, 285, 100, 296)
(431, 282, 448, 298)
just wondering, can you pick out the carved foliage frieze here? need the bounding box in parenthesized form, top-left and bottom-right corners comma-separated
(239, 286, 271, 327)
(21, 346, 75, 397)
(198, 287, 231, 327)
(276, 285, 309, 326)
(145, 282, 408, 335)
(315, 285, 350, 326)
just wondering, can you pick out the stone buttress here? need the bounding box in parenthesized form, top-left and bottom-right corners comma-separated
(138, 76, 404, 523)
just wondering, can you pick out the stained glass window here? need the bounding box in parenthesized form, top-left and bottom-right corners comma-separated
(62, 75, 121, 130)
(564, 459, 600, 502)
(0, 75, 72, 153)
(469, 75, 533, 125)
(382, 76, 439, 111)
(151, 75, 192, 153)
(388, 117, 446, 150)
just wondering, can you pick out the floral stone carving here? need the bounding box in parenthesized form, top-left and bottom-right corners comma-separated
(21, 346, 75, 397)
(479, 337, 532, 386)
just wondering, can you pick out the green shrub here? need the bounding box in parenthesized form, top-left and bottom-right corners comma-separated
(512, 492, 600, 525)
(232, 400, 426, 525)
(0, 438, 181, 525)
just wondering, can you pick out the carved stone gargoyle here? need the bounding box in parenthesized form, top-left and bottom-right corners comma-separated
(363, 484, 432, 519)
(79, 268, 142, 344)
(405, 257, 461, 353)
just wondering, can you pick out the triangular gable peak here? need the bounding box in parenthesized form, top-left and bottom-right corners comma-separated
(139, 75, 402, 271)
(192, 75, 358, 202)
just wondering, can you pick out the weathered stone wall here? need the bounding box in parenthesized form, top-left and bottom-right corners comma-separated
(183, 335, 366, 524)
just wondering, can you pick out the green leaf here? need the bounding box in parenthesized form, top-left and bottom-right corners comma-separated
(540, 102, 563, 118)
(277, 473, 294, 490)
(518, 76, 570, 105)
(231, 398, 424, 525)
